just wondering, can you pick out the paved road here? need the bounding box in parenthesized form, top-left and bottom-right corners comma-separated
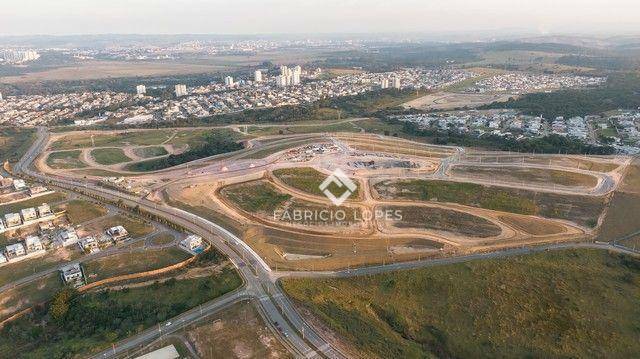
(17, 127, 344, 359)
(15, 127, 638, 359)
(90, 289, 253, 359)
(276, 241, 639, 280)
(0, 229, 159, 294)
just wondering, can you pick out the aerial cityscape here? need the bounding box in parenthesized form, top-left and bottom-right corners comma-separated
(1, 1, 640, 358)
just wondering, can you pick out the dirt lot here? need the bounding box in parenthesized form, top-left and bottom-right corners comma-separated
(184, 302, 291, 359)
(598, 159, 640, 242)
(497, 215, 566, 236)
(373, 179, 608, 227)
(451, 165, 599, 188)
(403, 91, 515, 110)
(383, 205, 502, 238)
(462, 154, 620, 173)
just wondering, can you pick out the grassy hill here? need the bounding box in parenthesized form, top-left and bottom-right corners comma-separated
(282, 249, 640, 358)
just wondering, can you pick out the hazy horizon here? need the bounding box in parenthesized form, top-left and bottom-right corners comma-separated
(1, 0, 640, 37)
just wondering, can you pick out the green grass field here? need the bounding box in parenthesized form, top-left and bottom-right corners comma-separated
(273, 167, 360, 199)
(0, 128, 36, 164)
(50, 129, 239, 151)
(54, 199, 108, 224)
(91, 148, 132, 165)
(83, 214, 154, 238)
(0, 192, 67, 214)
(282, 249, 640, 358)
(221, 181, 291, 214)
(46, 150, 87, 169)
(132, 146, 168, 158)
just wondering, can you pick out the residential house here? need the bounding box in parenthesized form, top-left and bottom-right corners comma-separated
(4, 213, 22, 228)
(25, 235, 44, 253)
(37, 203, 53, 217)
(180, 235, 204, 253)
(106, 226, 129, 241)
(5, 243, 26, 259)
(79, 236, 99, 253)
(12, 179, 27, 191)
(60, 263, 84, 287)
(57, 228, 79, 247)
(20, 207, 37, 222)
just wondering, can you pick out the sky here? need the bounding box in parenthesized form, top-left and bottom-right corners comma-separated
(1, 0, 639, 36)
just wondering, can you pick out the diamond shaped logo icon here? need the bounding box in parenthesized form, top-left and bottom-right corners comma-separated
(319, 168, 357, 206)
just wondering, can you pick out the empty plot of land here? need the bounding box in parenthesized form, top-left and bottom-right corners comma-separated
(49, 129, 228, 151)
(132, 146, 168, 158)
(54, 199, 108, 224)
(91, 148, 133, 165)
(463, 155, 620, 173)
(383, 205, 502, 238)
(243, 226, 443, 271)
(451, 165, 599, 188)
(273, 167, 361, 199)
(46, 150, 87, 169)
(83, 247, 191, 282)
(403, 91, 515, 110)
(373, 179, 606, 227)
(80, 214, 154, 238)
(50, 131, 174, 150)
(281, 249, 640, 358)
(497, 215, 566, 236)
(221, 181, 291, 215)
(346, 142, 452, 159)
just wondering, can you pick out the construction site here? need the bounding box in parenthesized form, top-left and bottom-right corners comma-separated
(32, 126, 631, 271)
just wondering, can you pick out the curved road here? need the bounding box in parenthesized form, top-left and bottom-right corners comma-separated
(17, 127, 344, 359)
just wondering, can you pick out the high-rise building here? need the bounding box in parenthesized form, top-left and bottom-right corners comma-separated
(392, 77, 401, 89)
(136, 85, 146, 95)
(254, 70, 263, 82)
(224, 76, 234, 86)
(174, 84, 188, 97)
(380, 79, 390, 89)
(0, 92, 3, 101)
(277, 65, 302, 87)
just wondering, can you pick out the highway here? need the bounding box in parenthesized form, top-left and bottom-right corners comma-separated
(16, 127, 344, 359)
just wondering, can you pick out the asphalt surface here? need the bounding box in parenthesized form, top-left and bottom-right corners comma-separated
(13, 127, 638, 359)
(16, 127, 343, 359)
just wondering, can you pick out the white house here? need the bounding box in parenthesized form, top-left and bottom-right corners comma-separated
(20, 207, 38, 222)
(37, 203, 53, 217)
(60, 263, 84, 286)
(106, 226, 129, 241)
(180, 235, 204, 252)
(57, 228, 79, 247)
(24, 235, 44, 253)
(5, 243, 26, 259)
(4, 213, 22, 228)
(12, 179, 27, 191)
(79, 236, 99, 253)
